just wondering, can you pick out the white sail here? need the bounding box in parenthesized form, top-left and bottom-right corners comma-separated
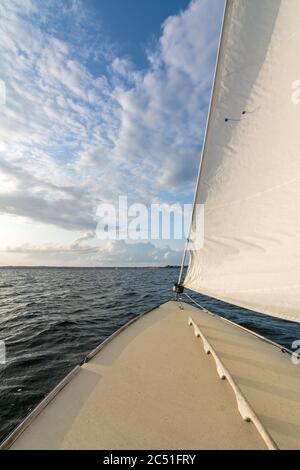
(184, 0, 300, 323)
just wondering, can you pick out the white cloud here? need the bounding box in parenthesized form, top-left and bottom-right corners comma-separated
(0, 0, 224, 265)
(6, 229, 93, 251)
(97, 240, 181, 266)
(111, 57, 133, 78)
(3, 237, 180, 267)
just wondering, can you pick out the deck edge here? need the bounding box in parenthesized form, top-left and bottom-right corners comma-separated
(84, 303, 164, 362)
(0, 365, 81, 450)
(182, 292, 293, 356)
(0, 302, 166, 450)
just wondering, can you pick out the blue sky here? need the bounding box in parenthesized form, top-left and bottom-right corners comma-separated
(0, 0, 224, 266)
(85, 0, 191, 68)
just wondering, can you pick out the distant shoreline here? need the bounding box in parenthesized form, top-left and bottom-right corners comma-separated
(0, 265, 188, 269)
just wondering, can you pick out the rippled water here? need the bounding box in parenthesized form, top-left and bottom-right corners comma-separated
(1, 266, 300, 444)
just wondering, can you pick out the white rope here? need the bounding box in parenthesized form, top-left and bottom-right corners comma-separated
(183, 292, 211, 314)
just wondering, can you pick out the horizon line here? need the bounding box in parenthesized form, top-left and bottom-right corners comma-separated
(0, 265, 187, 269)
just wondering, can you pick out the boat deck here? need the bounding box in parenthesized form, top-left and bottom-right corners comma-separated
(2, 301, 300, 450)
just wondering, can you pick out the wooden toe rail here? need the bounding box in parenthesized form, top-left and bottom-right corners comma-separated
(188, 316, 279, 451)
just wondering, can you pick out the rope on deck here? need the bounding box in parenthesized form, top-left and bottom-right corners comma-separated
(182, 292, 212, 314)
(188, 316, 279, 451)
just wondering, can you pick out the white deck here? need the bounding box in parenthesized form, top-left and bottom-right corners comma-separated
(3, 301, 300, 450)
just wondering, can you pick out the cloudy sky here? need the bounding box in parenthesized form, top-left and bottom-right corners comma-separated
(0, 0, 224, 266)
